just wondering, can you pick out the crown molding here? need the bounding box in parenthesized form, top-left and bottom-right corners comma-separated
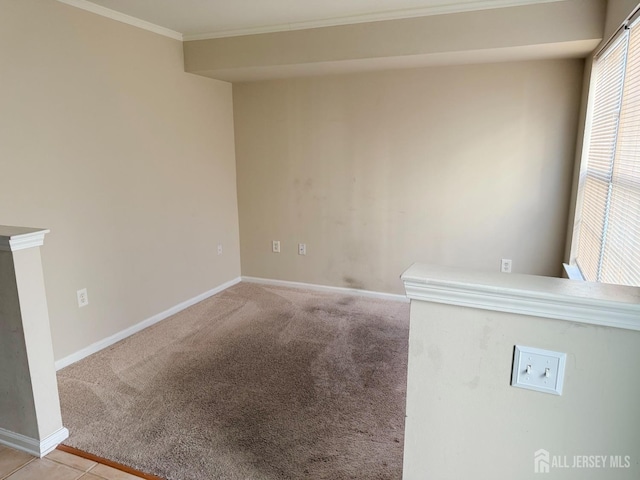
(183, 0, 561, 41)
(56, 0, 183, 41)
(56, 0, 563, 43)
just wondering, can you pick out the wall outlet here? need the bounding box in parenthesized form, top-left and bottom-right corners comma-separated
(298, 243, 306, 255)
(501, 258, 512, 273)
(77, 288, 89, 308)
(217, 243, 223, 255)
(272, 240, 280, 253)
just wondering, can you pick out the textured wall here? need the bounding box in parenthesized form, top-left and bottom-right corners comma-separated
(0, 0, 241, 360)
(234, 60, 584, 293)
(403, 299, 640, 479)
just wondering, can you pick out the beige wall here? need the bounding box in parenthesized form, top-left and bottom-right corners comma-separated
(234, 59, 584, 294)
(604, 0, 640, 39)
(403, 300, 640, 479)
(0, 0, 241, 360)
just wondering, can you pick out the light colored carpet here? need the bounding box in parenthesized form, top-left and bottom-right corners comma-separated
(58, 282, 410, 480)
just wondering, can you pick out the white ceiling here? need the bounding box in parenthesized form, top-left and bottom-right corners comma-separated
(62, 0, 562, 40)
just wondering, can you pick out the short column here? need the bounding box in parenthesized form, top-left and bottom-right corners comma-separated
(0, 226, 68, 457)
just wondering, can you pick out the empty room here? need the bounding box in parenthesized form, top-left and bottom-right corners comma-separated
(0, 0, 639, 479)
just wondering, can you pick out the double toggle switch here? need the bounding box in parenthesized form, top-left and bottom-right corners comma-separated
(525, 364, 551, 377)
(512, 345, 566, 395)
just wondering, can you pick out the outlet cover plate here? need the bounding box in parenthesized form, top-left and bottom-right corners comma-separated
(511, 345, 566, 395)
(77, 288, 89, 308)
(501, 258, 512, 273)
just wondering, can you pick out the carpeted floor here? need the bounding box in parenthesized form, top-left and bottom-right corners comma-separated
(57, 282, 410, 480)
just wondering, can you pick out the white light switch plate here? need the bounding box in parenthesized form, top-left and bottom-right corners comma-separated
(511, 345, 566, 395)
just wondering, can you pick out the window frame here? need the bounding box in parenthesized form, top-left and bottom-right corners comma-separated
(568, 11, 640, 287)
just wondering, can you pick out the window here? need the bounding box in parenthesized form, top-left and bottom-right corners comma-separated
(572, 17, 640, 287)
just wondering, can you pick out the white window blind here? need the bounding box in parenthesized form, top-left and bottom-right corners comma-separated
(574, 20, 640, 287)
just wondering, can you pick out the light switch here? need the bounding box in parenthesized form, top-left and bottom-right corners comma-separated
(511, 345, 566, 395)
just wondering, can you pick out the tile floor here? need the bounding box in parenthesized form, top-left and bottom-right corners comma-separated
(0, 445, 146, 480)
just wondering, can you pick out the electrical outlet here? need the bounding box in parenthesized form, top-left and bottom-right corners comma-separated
(217, 243, 223, 255)
(501, 258, 512, 273)
(298, 243, 306, 255)
(77, 288, 89, 308)
(272, 240, 280, 253)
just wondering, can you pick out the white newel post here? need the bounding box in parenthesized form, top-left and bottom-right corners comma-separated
(0, 226, 68, 457)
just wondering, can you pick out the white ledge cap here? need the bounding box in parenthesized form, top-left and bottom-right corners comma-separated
(401, 263, 640, 332)
(0, 226, 50, 252)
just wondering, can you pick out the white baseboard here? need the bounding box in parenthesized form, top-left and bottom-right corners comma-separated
(241, 276, 409, 303)
(0, 426, 69, 458)
(55, 277, 242, 370)
(55, 275, 404, 371)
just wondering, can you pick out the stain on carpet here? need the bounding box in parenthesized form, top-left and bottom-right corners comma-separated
(58, 283, 410, 480)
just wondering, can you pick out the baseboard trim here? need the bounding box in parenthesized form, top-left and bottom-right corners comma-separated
(55, 275, 404, 370)
(241, 276, 409, 303)
(55, 277, 242, 370)
(0, 426, 69, 458)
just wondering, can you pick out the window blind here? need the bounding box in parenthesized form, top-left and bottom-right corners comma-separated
(574, 20, 640, 287)
(601, 24, 640, 286)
